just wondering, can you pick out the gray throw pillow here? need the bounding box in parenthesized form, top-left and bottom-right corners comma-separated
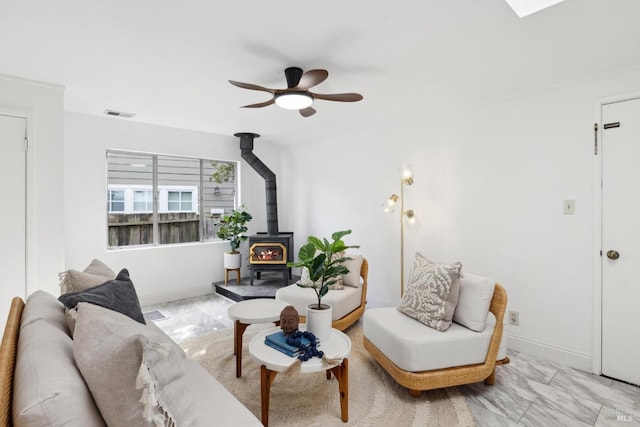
(397, 253, 462, 331)
(58, 258, 116, 295)
(58, 268, 145, 324)
(73, 303, 194, 427)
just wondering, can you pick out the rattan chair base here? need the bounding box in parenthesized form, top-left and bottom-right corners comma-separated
(363, 283, 509, 396)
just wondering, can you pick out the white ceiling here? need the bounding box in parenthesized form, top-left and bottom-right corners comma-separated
(2, 0, 640, 146)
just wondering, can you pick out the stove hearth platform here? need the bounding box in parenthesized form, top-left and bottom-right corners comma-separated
(214, 271, 300, 302)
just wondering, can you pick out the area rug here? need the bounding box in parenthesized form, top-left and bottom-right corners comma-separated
(180, 324, 475, 426)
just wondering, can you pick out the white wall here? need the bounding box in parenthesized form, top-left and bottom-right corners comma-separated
(64, 113, 284, 305)
(0, 74, 65, 298)
(282, 66, 640, 370)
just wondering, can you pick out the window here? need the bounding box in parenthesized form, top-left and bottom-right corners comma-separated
(107, 151, 238, 248)
(133, 190, 153, 212)
(168, 191, 193, 212)
(108, 190, 125, 212)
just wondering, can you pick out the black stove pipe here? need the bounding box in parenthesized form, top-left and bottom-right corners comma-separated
(235, 132, 279, 235)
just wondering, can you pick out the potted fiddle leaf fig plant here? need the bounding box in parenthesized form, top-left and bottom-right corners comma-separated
(217, 207, 252, 269)
(287, 229, 359, 341)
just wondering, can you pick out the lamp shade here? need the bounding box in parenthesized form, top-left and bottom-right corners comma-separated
(382, 194, 399, 213)
(401, 164, 414, 185)
(405, 210, 420, 230)
(275, 92, 313, 110)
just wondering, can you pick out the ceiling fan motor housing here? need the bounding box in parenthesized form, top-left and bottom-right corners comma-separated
(284, 67, 304, 88)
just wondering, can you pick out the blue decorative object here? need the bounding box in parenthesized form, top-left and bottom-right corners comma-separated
(285, 330, 323, 362)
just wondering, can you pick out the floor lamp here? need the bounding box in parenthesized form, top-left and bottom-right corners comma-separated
(382, 165, 418, 297)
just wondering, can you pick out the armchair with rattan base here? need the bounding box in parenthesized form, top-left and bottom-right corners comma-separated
(363, 282, 509, 397)
(276, 257, 368, 332)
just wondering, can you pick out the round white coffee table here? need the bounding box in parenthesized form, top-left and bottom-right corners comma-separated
(227, 298, 290, 378)
(249, 325, 351, 426)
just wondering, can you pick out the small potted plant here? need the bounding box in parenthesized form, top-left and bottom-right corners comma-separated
(209, 161, 235, 185)
(287, 229, 359, 340)
(217, 207, 252, 269)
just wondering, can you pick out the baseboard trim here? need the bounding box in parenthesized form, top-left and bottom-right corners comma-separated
(507, 333, 592, 372)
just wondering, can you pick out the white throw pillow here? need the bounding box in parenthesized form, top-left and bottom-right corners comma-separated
(453, 272, 495, 332)
(341, 254, 364, 287)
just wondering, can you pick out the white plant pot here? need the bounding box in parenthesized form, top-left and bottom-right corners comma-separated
(306, 303, 332, 342)
(224, 252, 241, 269)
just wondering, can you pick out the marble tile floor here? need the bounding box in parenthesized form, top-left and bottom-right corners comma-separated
(143, 292, 640, 427)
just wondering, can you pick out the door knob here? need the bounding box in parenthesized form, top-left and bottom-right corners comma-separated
(606, 250, 620, 260)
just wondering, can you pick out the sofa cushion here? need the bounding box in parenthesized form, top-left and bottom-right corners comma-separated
(276, 284, 362, 321)
(453, 273, 495, 332)
(13, 306, 106, 427)
(73, 303, 196, 427)
(341, 254, 364, 287)
(364, 307, 504, 372)
(20, 290, 69, 336)
(397, 253, 462, 332)
(58, 268, 145, 325)
(59, 258, 116, 295)
(180, 359, 262, 425)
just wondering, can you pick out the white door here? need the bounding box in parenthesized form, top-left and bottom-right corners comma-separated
(601, 97, 640, 385)
(0, 114, 27, 328)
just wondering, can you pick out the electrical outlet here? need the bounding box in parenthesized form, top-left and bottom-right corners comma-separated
(508, 310, 519, 326)
(563, 199, 575, 215)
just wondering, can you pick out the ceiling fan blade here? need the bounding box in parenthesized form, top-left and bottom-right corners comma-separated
(229, 80, 276, 94)
(295, 69, 329, 90)
(313, 93, 363, 102)
(299, 107, 316, 117)
(241, 99, 275, 108)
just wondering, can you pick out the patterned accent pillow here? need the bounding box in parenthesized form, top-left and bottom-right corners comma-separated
(397, 253, 462, 331)
(298, 251, 345, 290)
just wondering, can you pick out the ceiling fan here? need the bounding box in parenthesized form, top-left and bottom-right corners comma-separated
(229, 67, 363, 117)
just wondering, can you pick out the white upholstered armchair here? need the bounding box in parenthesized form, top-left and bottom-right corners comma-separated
(363, 271, 509, 396)
(275, 256, 368, 331)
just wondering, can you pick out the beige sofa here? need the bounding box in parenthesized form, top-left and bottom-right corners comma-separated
(0, 290, 261, 427)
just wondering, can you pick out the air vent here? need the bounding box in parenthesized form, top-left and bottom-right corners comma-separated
(104, 109, 136, 119)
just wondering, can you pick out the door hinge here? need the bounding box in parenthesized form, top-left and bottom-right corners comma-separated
(604, 122, 620, 129)
(594, 123, 598, 155)
(24, 137, 28, 152)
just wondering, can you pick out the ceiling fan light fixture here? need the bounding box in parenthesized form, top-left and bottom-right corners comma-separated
(274, 92, 313, 110)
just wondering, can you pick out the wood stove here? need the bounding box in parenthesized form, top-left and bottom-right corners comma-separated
(237, 132, 295, 287)
(248, 232, 294, 286)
